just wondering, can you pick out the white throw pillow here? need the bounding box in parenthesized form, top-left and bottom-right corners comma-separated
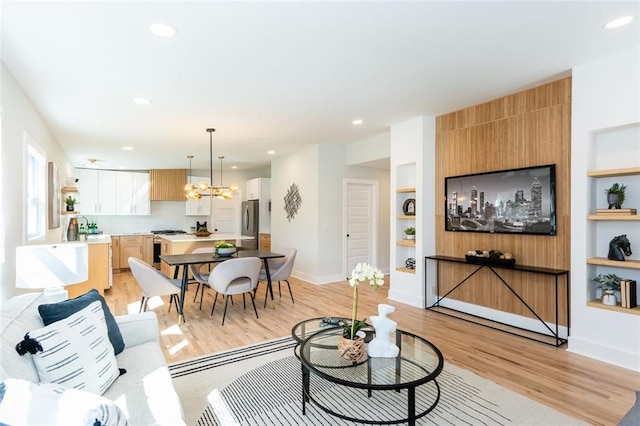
(24, 300, 120, 395)
(0, 378, 128, 426)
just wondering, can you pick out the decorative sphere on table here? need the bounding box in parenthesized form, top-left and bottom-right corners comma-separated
(405, 258, 415, 269)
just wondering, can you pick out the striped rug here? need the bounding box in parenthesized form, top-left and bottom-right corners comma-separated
(170, 336, 587, 426)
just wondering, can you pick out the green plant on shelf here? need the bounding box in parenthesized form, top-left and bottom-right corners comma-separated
(404, 227, 415, 235)
(592, 273, 622, 292)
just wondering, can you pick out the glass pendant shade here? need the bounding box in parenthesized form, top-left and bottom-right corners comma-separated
(183, 128, 234, 201)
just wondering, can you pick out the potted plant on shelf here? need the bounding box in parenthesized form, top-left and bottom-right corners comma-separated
(337, 263, 384, 362)
(404, 227, 415, 240)
(64, 196, 78, 212)
(605, 183, 626, 209)
(592, 273, 622, 306)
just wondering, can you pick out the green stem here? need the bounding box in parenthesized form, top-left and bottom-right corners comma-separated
(351, 284, 358, 339)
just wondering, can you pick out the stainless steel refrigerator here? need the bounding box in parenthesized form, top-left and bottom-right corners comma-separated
(241, 200, 259, 249)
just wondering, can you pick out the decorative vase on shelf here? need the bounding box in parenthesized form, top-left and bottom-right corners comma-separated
(602, 290, 617, 306)
(367, 304, 399, 358)
(337, 336, 366, 362)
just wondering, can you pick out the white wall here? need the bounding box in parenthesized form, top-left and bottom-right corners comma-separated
(346, 131, 390, 166)
(570, 46, 640, 371)
(271, 142, 390, 284)
(0, 63, 75, 301)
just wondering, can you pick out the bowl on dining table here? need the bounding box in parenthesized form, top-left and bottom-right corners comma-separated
(216, 247, 237, 257)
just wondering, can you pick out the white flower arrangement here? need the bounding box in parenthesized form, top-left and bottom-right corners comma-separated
(342, 263, 384, 339)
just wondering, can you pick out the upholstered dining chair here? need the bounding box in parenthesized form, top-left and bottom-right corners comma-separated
(189, 246, 215, 310)
(128, 257, 182, 313)
(258, 247, 297, 307)
(209, 257, 261, 325)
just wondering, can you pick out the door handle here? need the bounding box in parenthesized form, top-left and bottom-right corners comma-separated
(347, 234, 350, 237)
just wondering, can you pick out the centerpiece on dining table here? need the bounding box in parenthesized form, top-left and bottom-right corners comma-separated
(337, 263, 384, 362)
(214, 241, 237, 257)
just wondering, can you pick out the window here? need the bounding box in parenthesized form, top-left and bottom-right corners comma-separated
(25, 132, 46, 240)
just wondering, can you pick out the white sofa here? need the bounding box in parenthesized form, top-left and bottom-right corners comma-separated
(0, 293, 185, 426)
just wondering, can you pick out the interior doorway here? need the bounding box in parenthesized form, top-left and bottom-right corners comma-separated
(343, 179, 378, 277)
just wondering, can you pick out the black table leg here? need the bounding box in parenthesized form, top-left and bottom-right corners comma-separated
(408, 386, 416, 426)
(263, 259, 275, 309)
(178, 265, 188, 324)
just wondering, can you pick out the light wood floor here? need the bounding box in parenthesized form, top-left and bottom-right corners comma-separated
(104, 271, 639, 425)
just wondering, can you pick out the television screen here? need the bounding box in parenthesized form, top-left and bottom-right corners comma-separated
(445, 164, 556, 235)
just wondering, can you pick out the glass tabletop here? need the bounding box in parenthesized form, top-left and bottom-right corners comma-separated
(299, 327, 443, 390)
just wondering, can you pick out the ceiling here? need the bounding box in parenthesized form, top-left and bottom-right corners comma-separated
(1, 1, 638, 172)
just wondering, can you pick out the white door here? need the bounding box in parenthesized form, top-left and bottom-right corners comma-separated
(345, 181, 377, 277)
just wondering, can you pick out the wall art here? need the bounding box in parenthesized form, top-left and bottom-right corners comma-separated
(284, 183, 302, 222)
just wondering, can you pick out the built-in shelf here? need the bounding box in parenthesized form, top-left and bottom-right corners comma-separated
(61, 186, 79, 193)
(587, 257, 640, 270)
(396, 240, 416, 247)
(396, 187, 416, 193)
(62, 211, 79, 215)
(587, 214, 640, 221)
(395, 267, 415, 274)
(397, 215, 415, 220)
(587, 167, 640, 178)
(587, 299, 640, 315)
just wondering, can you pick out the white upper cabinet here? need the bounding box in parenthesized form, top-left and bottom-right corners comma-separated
(185, 175, 211, 216)
(76, 169, 149, 215)
(76, 169, 117, 215)
(116, 171, 150, 215)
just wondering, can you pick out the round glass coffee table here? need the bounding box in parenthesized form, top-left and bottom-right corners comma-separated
(298, 326, 443, 425)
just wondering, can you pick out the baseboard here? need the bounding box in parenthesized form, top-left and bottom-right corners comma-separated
(387, 289, 424, 308)
(568, 336, 640, 372)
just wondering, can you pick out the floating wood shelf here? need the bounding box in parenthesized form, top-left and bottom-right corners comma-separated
(396, 187, 416, 193)
(587, 299, 640, 316)
(396, 240, 416, 247)
(587, 167, 640, 178)
(587, 214, 640, 221)
(397, 215, 415, 220)
(61, 186, 78, 193)
(587, 257, 640, 270)
(395, 267, 415, 274)
(62, 211, 79, 215)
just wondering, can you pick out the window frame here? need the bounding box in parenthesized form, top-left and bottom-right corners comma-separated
(24, 131, 46, 241)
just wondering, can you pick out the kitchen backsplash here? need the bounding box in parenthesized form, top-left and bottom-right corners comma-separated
(79, 201, 207, 234)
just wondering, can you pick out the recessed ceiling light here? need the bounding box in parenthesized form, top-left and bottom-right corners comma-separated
(122, 146, 133, 151)
(267, 150, 275, 155)
(605, 16, 634, 29)
(352, 119, 363, 125)
(231, 165, 238, 169)
(133, 97, 151, 105)
(148, 23, 177, 38)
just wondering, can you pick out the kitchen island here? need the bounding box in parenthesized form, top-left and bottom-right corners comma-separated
(159, 233, 254, 277)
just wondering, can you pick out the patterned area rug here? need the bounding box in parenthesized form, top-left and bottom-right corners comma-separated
(170, 336, 587, 426)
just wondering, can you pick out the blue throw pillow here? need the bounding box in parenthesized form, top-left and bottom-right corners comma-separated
(37, 289, 125, 355)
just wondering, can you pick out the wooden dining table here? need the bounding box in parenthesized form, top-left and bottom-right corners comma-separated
(160, 249, 285, 324)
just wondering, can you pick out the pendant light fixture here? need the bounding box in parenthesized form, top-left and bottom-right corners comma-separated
(184, 128, 234, 201)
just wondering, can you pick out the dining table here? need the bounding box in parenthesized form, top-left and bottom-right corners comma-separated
(159, 249, 285, 324)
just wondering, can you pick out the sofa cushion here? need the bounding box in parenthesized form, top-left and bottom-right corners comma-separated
(107, 341, 185, 426)
(20, 300, 120, 395)
(38, 289, 125, 355)
(0, 378, 127, 426)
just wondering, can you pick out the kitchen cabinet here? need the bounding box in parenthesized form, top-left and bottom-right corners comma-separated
(185, 175, 211, 216)
(150, 169, 187, 201)
(142, 235, 153, 266)
(259, 233, 271, 251)
(67, 242, 111, 299)
(119, 235, 143, 269)
(75, 168, 117, 215)
(111, 236, 120, 270)
(116, 171, 150, 215)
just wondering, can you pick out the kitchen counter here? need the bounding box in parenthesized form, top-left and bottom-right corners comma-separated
(158, 233, 254, 243)
(81, 234, 112, 244)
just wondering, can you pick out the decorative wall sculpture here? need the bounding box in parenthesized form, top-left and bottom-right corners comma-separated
(284, 183, 302, 222)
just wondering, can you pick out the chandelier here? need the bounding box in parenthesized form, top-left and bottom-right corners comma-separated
(184, 128, 234, 200)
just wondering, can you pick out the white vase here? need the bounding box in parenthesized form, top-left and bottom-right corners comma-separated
(602, 290, 617, 306)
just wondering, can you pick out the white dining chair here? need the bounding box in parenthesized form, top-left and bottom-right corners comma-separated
(128, 257, 182, 313)
(258, 248, 297, 307)
(189, 246, 215, 310)
(209, 257, 261, 325)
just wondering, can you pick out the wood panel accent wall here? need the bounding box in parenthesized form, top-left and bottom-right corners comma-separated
(435, 78, 571, 325)
(149, 169, 187, 201)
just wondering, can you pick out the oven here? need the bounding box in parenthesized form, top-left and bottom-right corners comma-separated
(151, 230, 186, 269)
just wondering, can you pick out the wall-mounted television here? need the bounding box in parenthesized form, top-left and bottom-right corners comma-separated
(445, 164, 556, 235)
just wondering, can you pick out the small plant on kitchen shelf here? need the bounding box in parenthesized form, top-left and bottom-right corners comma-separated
(605, 183, 626, 209)
(404, 227, 416, 239)
(339, 263, 384, 340)
(64, 196, 78, 211)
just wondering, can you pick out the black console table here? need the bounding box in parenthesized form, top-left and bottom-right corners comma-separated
(425, 255, 570, 347)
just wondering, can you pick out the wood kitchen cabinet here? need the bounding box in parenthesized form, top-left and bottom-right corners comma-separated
(119, 235, 143, 269)
(142, 235, 153, 265)
(259, 233, 271, 251)
(67, 242, 110, 299)
(111, 236, 120, 270)
(150, 169, 187, 201)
